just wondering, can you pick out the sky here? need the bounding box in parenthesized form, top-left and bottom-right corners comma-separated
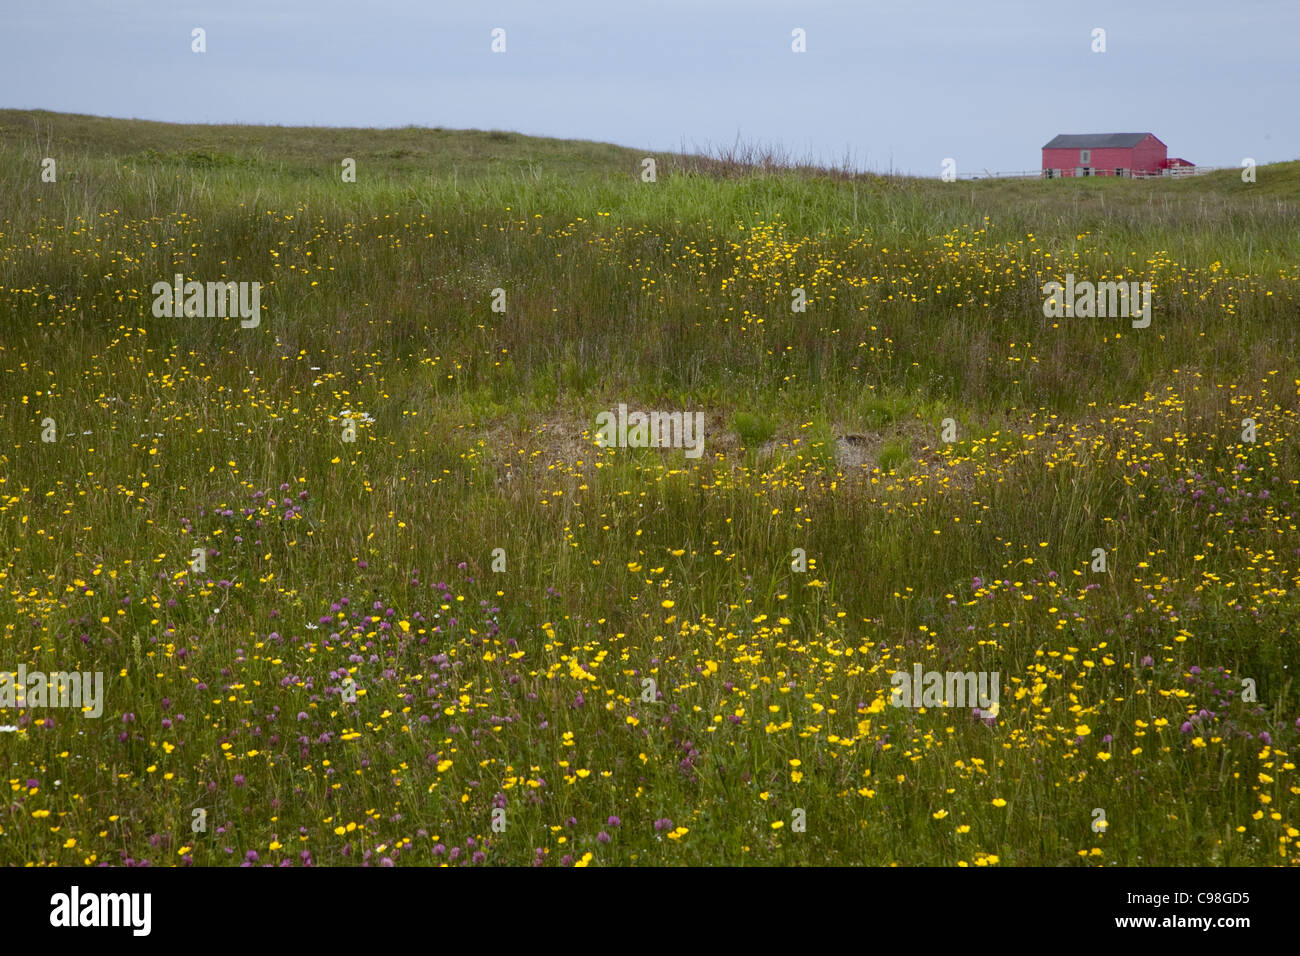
(2, 0, 1297, 176)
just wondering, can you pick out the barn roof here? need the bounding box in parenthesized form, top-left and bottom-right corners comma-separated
(1043, 133, 1156, 149)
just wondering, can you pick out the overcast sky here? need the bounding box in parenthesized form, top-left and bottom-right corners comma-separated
(2, 0, 1296, 175)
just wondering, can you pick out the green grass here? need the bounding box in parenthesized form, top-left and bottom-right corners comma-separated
(876, 438, 909, 472)
(0, 110, 1298, 867)
(732, 411, 776, 448)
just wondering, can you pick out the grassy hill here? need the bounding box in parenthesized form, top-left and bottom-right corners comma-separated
(1, 110, 1299, 867)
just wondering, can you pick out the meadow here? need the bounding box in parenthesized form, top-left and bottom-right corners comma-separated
(1, 108, 1298, 866)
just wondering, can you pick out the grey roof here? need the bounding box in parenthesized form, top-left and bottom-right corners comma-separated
(1043, 133, 1158, 149)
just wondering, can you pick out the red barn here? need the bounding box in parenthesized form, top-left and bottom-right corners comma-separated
(1041, 133, 1187, 178)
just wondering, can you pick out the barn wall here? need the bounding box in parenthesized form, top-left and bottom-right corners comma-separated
(1042, 147, 1135, 175)
(1131, 136, 1167, 173)
(1042, 149, 1077, 173)
(1083, 147, 1137, 172)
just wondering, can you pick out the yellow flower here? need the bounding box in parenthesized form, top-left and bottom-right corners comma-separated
(991, 798, 1007, 808)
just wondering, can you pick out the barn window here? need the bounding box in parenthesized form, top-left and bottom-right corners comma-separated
(1080, 149, 1091, 163)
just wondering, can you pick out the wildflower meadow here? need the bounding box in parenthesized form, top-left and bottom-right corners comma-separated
(1, 109, 1298, 869)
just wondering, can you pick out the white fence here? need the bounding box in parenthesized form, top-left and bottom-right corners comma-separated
(956, 166, 1230, 181)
